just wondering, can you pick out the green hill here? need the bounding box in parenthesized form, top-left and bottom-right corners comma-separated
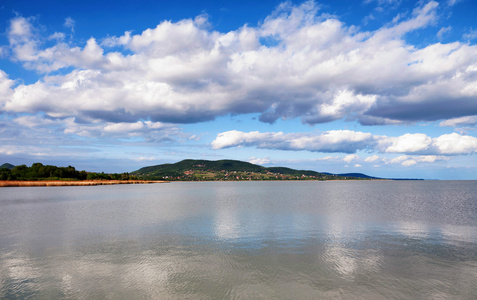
(132, 159, 266, 180)
(267, 167, 322, 177)
(0, 163, 15, 170)
(131, 159, 354, 181)
(135, 159, 265, 174)
(335, 173, 378, 179)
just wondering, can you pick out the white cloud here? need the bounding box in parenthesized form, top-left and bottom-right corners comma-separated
(416, 155, 448, 163)
(104, 121, 144, 133)
(439, 115, 477, 127)
(401, 159, 417, 167)
(0, 70, 15, 104)
(382, 133, 432, 153)
(14, 115, 58, 128)
(380, 133, 477, 155)
(64, 17, 75, 33)
(102, 31, 133, 47)
(389, 155, 409, 164)
(364, 155, 380, 162)
(211, 130, 375, 153)
(194, 13, 210, 27)
(248, 157, 271, 165)
(431, 133, 477, 155)
(447, 0, 462, 6)
(388, 155, 448, 166)
(49, 32, 66, 40)
(1, 1, 475, 127)
(463, 29, 477, 41)
(8, 17, 39, 62)
(9, 16, 34, 37)
(133, 156, 159, 162)
(6, 113, 181, 143)
(319, 156, 337, 161)
(343, 154, 359, 163)
(436, 26, 452, 40)
(303, 90, 377, 124)
(0, 146, 15, 155)
(364, 0, 401, 5)
(212, 130, 477, 156)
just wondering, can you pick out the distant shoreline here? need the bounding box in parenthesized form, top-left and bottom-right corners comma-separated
(0, 180, 168, 187)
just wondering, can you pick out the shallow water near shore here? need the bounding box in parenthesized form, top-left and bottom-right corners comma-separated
(1, 181, 476, 299)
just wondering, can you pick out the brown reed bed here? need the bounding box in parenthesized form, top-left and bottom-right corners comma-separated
(0, 180, 168, 187)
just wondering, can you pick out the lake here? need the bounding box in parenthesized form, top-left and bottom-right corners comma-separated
(0, 180, 476, 299)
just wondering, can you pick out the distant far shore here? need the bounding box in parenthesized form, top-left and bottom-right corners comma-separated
(0, 180, 168, 187)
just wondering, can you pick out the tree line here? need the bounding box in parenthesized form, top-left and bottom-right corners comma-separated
(0, 163, 137, 181)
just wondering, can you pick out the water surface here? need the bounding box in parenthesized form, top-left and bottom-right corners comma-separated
(1, 181, 476, 299)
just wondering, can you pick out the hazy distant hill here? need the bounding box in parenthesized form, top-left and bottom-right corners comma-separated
(131, 159, 367, 181)
(321, 172, 422, 180)
(336, 173, 379, 179)
(0, 163, 15, 170)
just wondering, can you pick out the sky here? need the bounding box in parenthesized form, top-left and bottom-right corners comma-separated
(0, 0, 476, 179)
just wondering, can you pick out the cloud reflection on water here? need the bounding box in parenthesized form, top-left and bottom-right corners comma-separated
(1, 181, 477, 298)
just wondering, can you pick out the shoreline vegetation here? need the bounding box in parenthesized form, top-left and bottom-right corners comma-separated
(0, 162, 169, 187)
(0, 180, 168, 187)
(1, 159, 419, 186)
(0, 163, 141, 182)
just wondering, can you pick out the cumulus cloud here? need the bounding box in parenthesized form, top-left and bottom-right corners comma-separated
(0, 71, 15, 104)
(1, 1, 476, 126)
(343, 154, 359, 163)
(379, 133, 477, 155)
(401, 159, 417, 167)
(389, 155, 409, 164)
(7, 16, 39, 62)
(439, 115, 477, 127)
(416, 155, 449, 163)
(388, 155, 448, 166)
(431, 133, 477, 155)
(211, 130, 375, 153)
(248, 157, 271, 165)
(7, 113, 181, 143)
(212, 130, 477, 156)
(364, 155, 381, 162)
(381, 133, 432, 153)
(103, 121, 145, 133)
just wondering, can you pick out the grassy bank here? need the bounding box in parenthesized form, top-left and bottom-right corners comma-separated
(0, 180, 168, 187)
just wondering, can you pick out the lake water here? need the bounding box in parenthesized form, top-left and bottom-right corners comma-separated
(0, 180, 476, 299)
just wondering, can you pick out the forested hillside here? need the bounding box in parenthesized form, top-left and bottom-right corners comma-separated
(131, 159, 357, 181)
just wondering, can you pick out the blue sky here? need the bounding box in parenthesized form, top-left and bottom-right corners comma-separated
(0, 0, 476, 179)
